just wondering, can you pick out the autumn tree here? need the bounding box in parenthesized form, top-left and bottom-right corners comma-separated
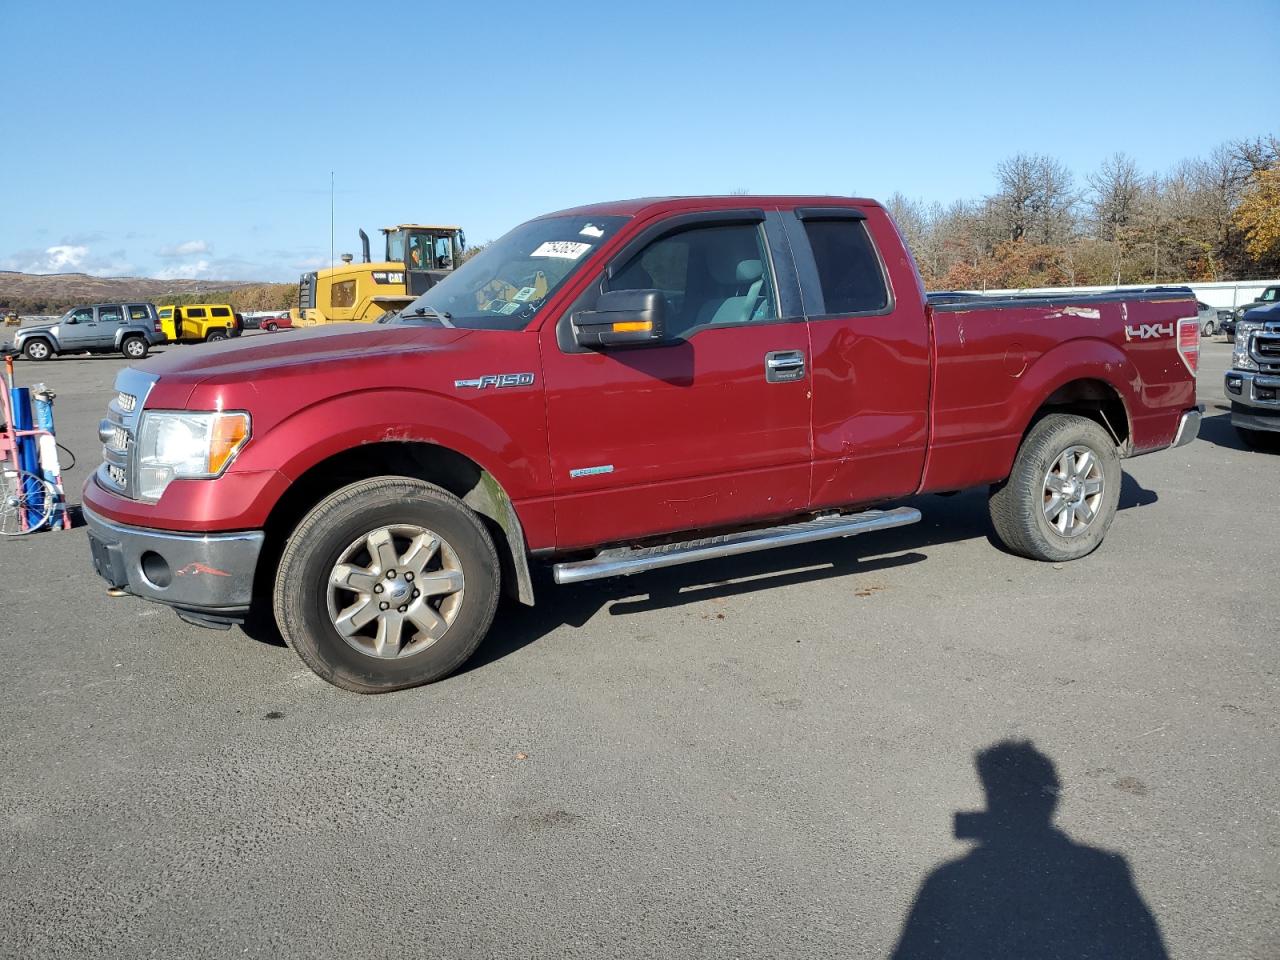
(1234, 166, 1280, 264)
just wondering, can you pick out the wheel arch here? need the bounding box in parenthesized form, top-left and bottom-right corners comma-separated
(21, 333, 56, 353)
(1012, 340, 1136, 454)
(259, 440, 534, 607)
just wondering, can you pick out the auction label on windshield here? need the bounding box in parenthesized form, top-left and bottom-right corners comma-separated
(531, 241, 592, 260)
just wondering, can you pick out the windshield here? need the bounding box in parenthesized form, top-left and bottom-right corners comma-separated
(392, 215, 627, 330)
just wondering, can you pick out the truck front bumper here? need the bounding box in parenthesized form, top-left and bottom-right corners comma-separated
(1224, 371, 1280, 434)
(83, 505, 264, 624)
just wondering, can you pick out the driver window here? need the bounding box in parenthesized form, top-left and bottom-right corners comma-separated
(605, 223, 776, 339)
(434, 236, 453, 269)
(69, 308, 93, 324)
(408, 235, 427, 269)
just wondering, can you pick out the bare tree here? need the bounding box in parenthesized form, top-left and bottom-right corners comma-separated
(1087, 153, 1142, 242)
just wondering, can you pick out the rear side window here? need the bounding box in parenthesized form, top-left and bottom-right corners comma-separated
(210, 306, 231, 317)
(802, 220, 890, 315)
(187, 307, 207, 319)
(97, 306, 124, 323)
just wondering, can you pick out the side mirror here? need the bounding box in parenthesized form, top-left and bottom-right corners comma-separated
(572, 289, 666, 348)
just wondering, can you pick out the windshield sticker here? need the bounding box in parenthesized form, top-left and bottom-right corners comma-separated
(531, 240, 592, 260)
(498, 301, 522, 315)
(579, 224, 605, 238)
(512, 286, 537, 302)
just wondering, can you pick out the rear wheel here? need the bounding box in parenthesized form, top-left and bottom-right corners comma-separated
(121, 335, 149, 359)
(989, 414, 1121, 562)
(273, 476, 501, 693)
(23, 338, 51, 360)
(205, 330, 228, 343)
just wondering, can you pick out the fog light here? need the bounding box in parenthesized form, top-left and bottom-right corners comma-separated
(140, 551, 172, 588)
(1226, 377, 1243, 395)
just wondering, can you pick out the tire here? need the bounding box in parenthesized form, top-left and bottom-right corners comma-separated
(23, 338, 52, 361)
(1202, 320, 1215, 336)
(273, 476, 501, 693)
(988, 413, 1122, 562)
(264, 321, 278, 333)
(205, 330, 228, 343)
(121, 335, 149, 359)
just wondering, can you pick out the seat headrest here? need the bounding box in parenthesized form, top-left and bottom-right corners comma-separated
(735, 259, 763, 284)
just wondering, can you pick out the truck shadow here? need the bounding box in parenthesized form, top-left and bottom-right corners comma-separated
(238, 472, 1160, 664)
(1197, 408, 1274, 453)
(466, 471, 1158, 673)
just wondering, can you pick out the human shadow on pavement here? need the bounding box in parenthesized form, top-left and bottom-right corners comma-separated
(890, 740, 1168, 960)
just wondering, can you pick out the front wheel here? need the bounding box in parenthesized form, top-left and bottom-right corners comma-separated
(23, 339, 51, 361)
(988, 413, 1122, 562)
(1202, 319, 1216, 336)
(264, 321, 278, 332)
(273, 476, 501, 693)
(121, 335, 149, 359)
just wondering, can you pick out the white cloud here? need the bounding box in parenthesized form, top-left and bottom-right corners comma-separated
(158, 239, 211, 258)
(152, 260, 212, 280)
(0, 244, 134, 277)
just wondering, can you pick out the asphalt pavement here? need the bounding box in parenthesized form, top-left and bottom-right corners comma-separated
(1, 337, 1275, 958)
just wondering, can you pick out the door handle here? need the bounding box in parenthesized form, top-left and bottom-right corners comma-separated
(765, 350, 806, 382)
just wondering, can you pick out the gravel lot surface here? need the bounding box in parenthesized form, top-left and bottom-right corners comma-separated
(1, 337, 1275, 959)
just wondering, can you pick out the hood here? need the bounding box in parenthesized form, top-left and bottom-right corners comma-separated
(16, 321, 57, 337)
(135, 322, 472, 385)
(1242, 302, 1280, 322)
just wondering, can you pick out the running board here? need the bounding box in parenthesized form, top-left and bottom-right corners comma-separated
(552, 507, 921, 585)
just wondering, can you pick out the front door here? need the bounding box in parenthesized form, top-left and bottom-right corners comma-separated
(540, 215, 813, 550)
(59, 306, 96, 349)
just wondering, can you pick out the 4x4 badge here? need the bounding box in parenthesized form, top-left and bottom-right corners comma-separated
(454, 373, 535, 389)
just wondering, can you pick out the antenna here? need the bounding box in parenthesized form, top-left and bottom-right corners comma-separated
(329, 171, 335, 271)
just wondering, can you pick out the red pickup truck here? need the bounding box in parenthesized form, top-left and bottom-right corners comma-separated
(84, 196, 1202, 693)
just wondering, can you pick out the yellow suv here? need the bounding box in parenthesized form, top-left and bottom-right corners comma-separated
(158, 304, 242, 343)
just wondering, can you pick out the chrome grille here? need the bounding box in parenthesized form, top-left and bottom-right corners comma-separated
(1252, 323, 1280, 373)
(97, 369, 158, 499)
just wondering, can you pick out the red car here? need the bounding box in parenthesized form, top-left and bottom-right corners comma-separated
(83, 196, 1201, 692)
(246, 313, 291, 332)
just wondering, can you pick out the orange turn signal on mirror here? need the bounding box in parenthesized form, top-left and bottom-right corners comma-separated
(612, 321, 653, 333)
(208, 412, 250, 474)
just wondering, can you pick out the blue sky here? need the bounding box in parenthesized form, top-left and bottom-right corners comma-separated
(2, 0, 1277, 282)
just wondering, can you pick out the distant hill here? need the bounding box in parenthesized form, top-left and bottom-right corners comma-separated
(0, 271, 296, 314)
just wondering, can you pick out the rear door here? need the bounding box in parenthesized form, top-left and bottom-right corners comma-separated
(540, 210, 813, 549)
(183, 306, 207, 339)
(783, 206, 931, 507)
(93, 305, 125, 349)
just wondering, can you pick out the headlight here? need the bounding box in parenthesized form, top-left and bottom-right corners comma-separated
(1233, 322, 1262, 372)
(136, 410, 250, 500)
